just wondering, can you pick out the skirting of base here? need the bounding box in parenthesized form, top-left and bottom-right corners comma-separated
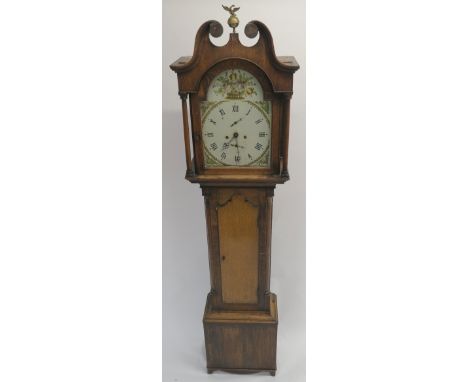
(203, 293, 278, 374)
(207, 367, 276, 376)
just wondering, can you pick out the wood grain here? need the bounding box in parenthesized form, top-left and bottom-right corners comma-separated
(202, 187, 272, 311)
(218, 194, 259, 304)
(170, 17, 299, 375)
(204, 293, 278, 374)
(170, 21, 298, 184)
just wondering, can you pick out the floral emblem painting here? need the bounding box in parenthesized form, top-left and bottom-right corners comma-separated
(212, 70, 258, 99)
(201, 68, 272, 168)
(205, 69, 264, 102)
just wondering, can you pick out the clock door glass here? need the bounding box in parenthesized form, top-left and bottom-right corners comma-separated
(201, 69, 271, 168)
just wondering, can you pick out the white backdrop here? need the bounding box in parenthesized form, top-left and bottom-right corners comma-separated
(2, 1, 468, 381)
(162, 1, 306, 381)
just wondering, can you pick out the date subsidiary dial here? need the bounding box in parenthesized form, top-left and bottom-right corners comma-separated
(202, 100, 271, 167)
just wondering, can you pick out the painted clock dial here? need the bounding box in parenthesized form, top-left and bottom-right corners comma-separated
(201, 69, 271, 167)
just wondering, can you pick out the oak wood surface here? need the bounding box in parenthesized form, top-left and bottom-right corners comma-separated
(170, 20, 298, 184)
(218, 193, 259, 304)
(203, 293, 278, 374)
(170, 17, 298, 375)
(204, 291, 278, 324)
(202, 187, 273, 311)
(179, 94, 193, 176)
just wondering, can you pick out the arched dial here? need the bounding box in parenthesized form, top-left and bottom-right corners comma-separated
(202, 100, 270, 166)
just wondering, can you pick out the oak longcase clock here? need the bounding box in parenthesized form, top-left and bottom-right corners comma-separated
(170, 5, 299, 376)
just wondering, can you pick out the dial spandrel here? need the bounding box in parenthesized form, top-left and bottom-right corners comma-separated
(201, 69, 271, 168)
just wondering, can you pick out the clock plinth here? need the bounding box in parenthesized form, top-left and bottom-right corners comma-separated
(203, 293, 278, 375)
(170, 10, 298, 375)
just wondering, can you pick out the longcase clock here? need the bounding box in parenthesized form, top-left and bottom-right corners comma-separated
(170, 6, 299, 376)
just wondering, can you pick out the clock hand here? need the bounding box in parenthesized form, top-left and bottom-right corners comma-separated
(230, 118, 243, 127)
(235, 137, 240, 157)
(226, 135, 236, 145)
(230, 144, 245, 149)
(226, 132, 239, 145)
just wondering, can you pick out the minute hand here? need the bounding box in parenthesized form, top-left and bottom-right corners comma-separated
(230, 118, 243, 127)
(235, 137, 240, 157)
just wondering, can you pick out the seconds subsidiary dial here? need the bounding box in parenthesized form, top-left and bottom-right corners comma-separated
(202, 100, 270, 167)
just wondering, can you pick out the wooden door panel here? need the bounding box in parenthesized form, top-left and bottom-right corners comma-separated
(218, 194, 259, 304)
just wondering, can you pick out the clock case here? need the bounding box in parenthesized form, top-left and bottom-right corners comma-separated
(170, 20, 298, 184)
(170, 20, 298, 376)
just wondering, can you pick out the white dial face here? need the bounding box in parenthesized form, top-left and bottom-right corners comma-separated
(201, 69, 271, 168)
(202, 100, 271, 166)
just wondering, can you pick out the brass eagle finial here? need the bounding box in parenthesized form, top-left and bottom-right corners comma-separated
(222, 4, 240, 33)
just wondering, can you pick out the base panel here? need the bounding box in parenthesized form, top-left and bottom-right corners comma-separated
(207, 367, 276, 376)
(203, 293, 278, 375)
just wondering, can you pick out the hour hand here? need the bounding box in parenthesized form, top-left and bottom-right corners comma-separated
(226, 136, 235, 145)
(230, 118, 243, 127)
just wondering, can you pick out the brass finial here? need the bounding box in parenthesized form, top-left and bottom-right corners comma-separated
(222, 4, 240, 33)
